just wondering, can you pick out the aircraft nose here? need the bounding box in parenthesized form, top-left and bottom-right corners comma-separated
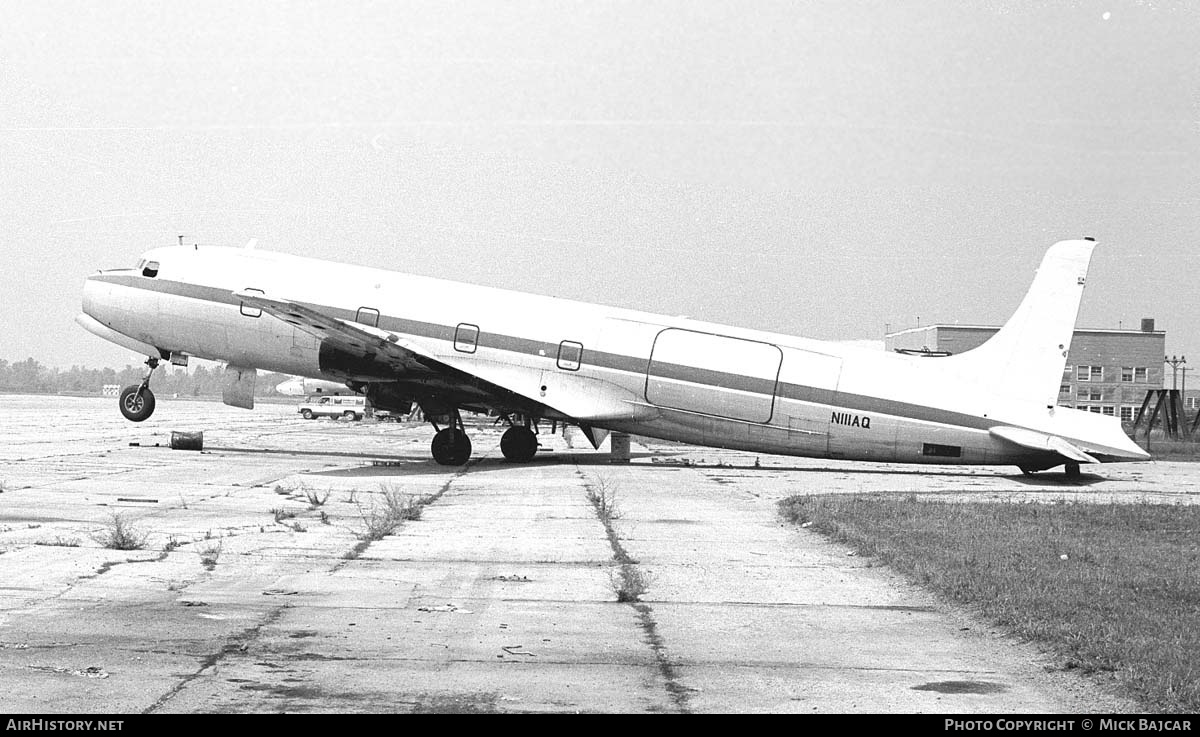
(81, 273, 103, 317)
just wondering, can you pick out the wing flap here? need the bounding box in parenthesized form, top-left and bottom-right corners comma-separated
(989, 425, 1099, 464)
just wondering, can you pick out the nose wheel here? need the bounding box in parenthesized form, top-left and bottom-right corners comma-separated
(118, 357, 160, 422)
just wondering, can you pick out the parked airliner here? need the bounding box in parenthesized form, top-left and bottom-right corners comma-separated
(77, 238, 1150, 475)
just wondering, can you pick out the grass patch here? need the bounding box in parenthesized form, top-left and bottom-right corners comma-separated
(1136, 434, 1200, 461)
(92, 513, 148, 551)
(779, 494, 1200, 713)
(356, 485, 433, 541)
(35, 536, 81, 548)
(610, 565, 653, 603)
(198, 541, 222, 570)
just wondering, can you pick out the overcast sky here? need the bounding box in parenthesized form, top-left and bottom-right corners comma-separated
(2, 1, 1198, 374)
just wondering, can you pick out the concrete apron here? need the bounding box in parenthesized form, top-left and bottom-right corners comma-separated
(0, 398, 1138, 713)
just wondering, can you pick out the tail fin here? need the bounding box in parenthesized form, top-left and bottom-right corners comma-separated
(950, 239, 1095, 407)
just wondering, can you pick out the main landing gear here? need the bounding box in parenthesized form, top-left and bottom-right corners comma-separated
(118, 357, 160, 422)
(426, 409, 541, 465)
(429, 408, 472, 465)
(500, 422, 538, 463)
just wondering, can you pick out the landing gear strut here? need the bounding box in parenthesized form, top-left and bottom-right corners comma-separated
(429, 407, 472, 465)
(119, 357, 159, 422)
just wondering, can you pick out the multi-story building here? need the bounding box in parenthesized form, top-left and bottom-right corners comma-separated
(885, 319, 1166, 423)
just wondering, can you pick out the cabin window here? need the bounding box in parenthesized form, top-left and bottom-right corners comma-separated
(142, 261, 159, 278)
(355, 307, 380, 328)
(557, 341, 584, 371)
(922, 443, 961, 458)
(240, 287, 264, 318)
(454, 323, 479, 353)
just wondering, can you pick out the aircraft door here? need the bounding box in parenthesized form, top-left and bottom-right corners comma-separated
(645, 328, 782, 423)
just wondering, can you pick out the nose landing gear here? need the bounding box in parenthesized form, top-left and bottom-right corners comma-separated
(118, 357, 160, 422)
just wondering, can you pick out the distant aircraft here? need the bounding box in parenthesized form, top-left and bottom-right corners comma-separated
(274, 376, 351, 396)
(77, 238, 1149, 475)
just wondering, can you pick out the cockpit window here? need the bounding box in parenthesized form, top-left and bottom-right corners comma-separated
(142, 261, 159, 278)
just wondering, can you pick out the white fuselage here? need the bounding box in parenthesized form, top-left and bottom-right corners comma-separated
(79, 245, 1150, 469)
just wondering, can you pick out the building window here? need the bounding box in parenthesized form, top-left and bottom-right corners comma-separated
(1060, 384, 1071, 395)
(1101, 406, 1115, 416)
(1077, 365, 1103, 382)
(1187, 397, 1200, 410)
(1077, 389, 1102, 401)
(1120, 406, 1136, 422)
(1121, 367, 1148, 383)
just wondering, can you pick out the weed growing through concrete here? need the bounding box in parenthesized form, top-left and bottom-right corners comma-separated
(35, 537, 81, 548)
(304, 486, 332, 508)
(356, 485, 432, 541)
(92, 513, 148, 551)
(198, 541, 222, 570)
(586, 477, 621, 521)
(610, 565, 653, 603)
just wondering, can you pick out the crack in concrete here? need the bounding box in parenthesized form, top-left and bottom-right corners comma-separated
(143, 606, 289, 714)
(330, 457, 475, 570)
(146, 455, 481, 713)
(578, 469, 692, 714)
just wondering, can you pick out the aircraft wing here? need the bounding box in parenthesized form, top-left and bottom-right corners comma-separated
(988, 425, 1100, 464)
(234, 291, 652, 426)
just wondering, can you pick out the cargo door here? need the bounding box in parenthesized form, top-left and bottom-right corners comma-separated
(645, 328, 783, 423)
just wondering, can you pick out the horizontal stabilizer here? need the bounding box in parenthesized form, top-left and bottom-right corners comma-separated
(989, 425, 1099, 464)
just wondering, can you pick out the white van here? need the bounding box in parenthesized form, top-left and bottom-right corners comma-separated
(298, 395, 368, 421)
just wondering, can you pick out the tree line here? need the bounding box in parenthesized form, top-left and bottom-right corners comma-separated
(0, 358, 289, 398)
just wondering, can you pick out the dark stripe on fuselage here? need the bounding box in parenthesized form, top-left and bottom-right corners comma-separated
(91, 273, 997, 434)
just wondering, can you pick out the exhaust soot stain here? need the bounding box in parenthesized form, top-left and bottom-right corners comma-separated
(912, 680, 1008, 695)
